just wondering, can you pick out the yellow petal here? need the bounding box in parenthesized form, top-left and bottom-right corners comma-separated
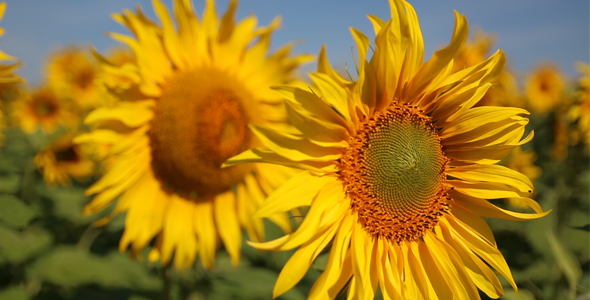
(214, 191, 241, 266)
(438, 221, 503, 298)
(452, 191, 551, 221)
(256, 171, 337, 217)
(442, 216, 518, 291)
(273, 222, 339, 298)
(194, 200, 217, 269)
(447, 164, 534, 193)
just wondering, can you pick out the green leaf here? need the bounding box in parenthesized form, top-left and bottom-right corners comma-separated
(0, 194, 37, 229)
(0, 226, 53, 264)
(567, 223, 590, 231)
(0, 174, 21, 194)
(27, 247, 161, 291)
(0, 285, 29, 300)
(36, 184, 96, 225)
(501, 289, 535, 300)
(210, 255, 306, 300)
(547, 229, 582, 297)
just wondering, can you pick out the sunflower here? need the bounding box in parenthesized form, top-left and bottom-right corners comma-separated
(46, 47, 105, 110)
(10, 85, 78, 134)
(0, 2, 20, 84)
(35, 133, 95, 186)
(453, 30, 521, 108)
(568, 62, 590, 150)
(0, 1, 22, 147)
(525, 64, 565, 114)
(452, 28, 494, 73)
(226, 1, 550, 298)
(76, 0, 311, 269)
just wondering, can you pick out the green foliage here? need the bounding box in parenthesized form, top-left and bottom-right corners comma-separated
(27, 247, 161, 290)
(0, 194, 37, 229)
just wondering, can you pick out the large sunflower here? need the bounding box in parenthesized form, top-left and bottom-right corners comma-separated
(77, 0, 310, 269)
(226, 1, 550, 299)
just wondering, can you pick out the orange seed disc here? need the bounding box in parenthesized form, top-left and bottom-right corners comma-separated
(150, 68, 256, 199)
(338, 103, 450, 243)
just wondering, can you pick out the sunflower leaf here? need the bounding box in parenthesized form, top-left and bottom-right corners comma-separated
(0, 226, 53, 264)
(26, 247, 161, 291)
(0, 194, 37, 229)
(0, 285, 29, 300)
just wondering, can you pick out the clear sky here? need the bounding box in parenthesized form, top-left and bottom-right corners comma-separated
(1, 0, 588, 85)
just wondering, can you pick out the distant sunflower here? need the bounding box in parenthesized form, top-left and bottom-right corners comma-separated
(568, 62, 590, 150)
(35, 133, 94, 186)
(77, 0, 311, 269)
(453, 28, 494, 73)
(454, 30, 521, 108)
(0, 2, 22, 147)
(525, 64, 565, 114)
(46, 47, 104, 110)
(226, 1, 550, 298)
(0, 2, 20, 84)
(11, 85, 78, 134)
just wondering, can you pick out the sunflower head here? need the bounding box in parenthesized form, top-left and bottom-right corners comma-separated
(78, 0, 311, 269)
(35, 133, 95, 186)
(227, 1, 549, 298)
(46, 47, 105, 110)
(0, 2, 21, 84)
(453, 28, 495, 73)
(525, 64, 565, 114)
(568, 62, 590, 150)
(10, 85, 78, 134)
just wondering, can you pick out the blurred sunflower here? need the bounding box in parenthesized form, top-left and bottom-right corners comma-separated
(35, 133, 94, 186)
(0, 2, 22, 147)
(226, 1, 550, 298)
(93, 46, 136, 105)
(76, 0, 311, 269)
(452, 28, 494, 73)
(0, 2, 20, 84)
(453, 30, 521, 108)
(46, 47, 104, 110)
(10, 85, 78, 134)
(525, 64, 565, 114)
(568, 62, 590, 150)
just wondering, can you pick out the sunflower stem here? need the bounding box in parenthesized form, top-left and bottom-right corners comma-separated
(163, 264, 173, 300)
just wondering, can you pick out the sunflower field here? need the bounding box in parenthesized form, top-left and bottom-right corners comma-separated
(0, 1, 588, 300)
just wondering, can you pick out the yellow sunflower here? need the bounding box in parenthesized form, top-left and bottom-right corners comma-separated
(76, 0, 311, 269)
(226, 1, 550, 298)
(35, 133, 95, 186)
(452, 28, 494, 73)
(453, 30, 521, 108)
(525, 64, 565, 114)
(0, 2, 22, 147)
(568, 62, 590, 150)
(0, 2, 21, 84)
(10, 85, 78, 134)
(46, 47, 105, 110)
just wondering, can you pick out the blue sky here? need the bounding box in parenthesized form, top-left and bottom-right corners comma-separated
(1, 0, 588, 85)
